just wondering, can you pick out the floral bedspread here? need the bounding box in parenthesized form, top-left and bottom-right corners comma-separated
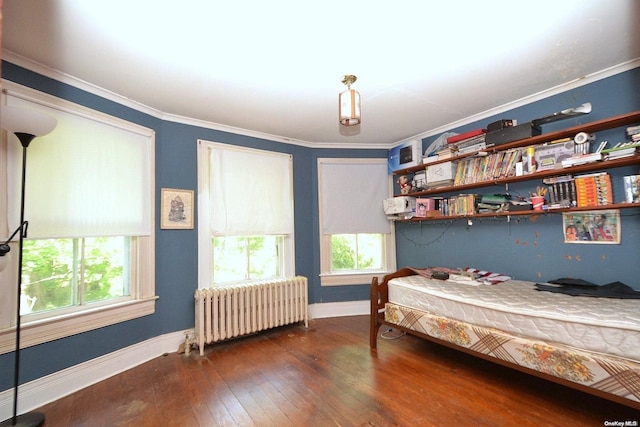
(385, 302, 640, 404)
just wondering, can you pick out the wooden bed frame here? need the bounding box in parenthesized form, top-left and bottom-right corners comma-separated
(370, 267, 640, 410)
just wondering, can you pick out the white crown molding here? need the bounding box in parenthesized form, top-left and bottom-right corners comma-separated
(3, 50, 378, 150)
(404, 58, 640, 144)
(4, 51, 638, 150)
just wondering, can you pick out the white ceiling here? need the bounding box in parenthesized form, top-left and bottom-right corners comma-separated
(2, 1, 640, 148)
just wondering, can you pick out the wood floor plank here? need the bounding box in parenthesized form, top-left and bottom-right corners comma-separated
(34, 316, 639, 426)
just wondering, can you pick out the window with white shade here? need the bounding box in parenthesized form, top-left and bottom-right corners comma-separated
(0, 83, 155, 354)
(317, 158, 395, 286)
(197, 141, 295, 287)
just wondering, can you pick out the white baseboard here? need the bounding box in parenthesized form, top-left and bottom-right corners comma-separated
(308, 300, 369, 319)
(0, 329, 188, 421)
(0, 301, 369, 420)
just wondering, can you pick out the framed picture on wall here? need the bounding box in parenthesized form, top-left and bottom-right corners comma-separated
(161, 188, 194, 229)
(562, 210, 620, 244)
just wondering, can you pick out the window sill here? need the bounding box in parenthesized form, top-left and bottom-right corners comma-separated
(0, 297, 158, 354)
(320, 271, 391, 287)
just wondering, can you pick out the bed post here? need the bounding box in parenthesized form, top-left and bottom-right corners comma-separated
(370, 275, 381, 349)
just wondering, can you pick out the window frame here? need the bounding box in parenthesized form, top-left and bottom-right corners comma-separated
(317, 158, 396, 286)
(197, 140, 295, 288)
(0, 81, 156, 354)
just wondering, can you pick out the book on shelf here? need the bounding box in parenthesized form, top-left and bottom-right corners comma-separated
(449, 194, 477, 216)
(561, 152, 603, 167)
(545, 176, 576, 208)
(604, 147, 638, 160)
(627, 124, 640, 140)
(573, 172, 612, 207)
(623, 175, 640, 203)
(436, 146, 458, 160)
(601, 140, 640, 159)
(446, 129, 486, 144)
(415, 198, 442, 218)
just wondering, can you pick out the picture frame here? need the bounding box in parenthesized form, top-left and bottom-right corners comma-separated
(562, 210, 620, 244)
(160, 188, 194, 229)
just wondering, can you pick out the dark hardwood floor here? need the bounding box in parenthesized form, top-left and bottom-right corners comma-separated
(36, 316, 639, 426)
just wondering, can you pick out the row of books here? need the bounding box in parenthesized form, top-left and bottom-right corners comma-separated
(453, 149, 524, 186)
(575, 172, 612, 207)
(416, 194, 477, 217)
(416, 193, 530, 217)
(543, 172, 613, 208)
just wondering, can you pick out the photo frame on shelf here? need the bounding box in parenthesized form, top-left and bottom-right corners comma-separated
(562, 210, 620, 244)
(160, 188, 194, 229)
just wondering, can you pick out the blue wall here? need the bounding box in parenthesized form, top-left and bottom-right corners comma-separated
(1, 62, 638, 391)
(398, 67, 640, 288)
(0, 61, 386, 390)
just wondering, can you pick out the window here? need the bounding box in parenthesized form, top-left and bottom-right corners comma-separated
(330, 234, 384, 272)
(197, 141, 294, 287)
(0, 83, 155, 354)
(212, 235, 283, 282)
(20, 237, 130, 316)
(317, 158, 395, 286)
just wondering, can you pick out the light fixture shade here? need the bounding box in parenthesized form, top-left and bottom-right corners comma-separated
(1, 104, 57, 137)
(339, 88, 361, 126)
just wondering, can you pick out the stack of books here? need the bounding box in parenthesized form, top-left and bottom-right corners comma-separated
(435, 145, 458, 160)
(628, 124, 640, 142)
(574, 172, 613, 207)
(561, 140, 607, 168)
(601, 125, 640, 159)
(446, 129, 490, 155)
(476, 194, 511, 213)
(561, 152, 603, 167)
(602, 142, 640, 160)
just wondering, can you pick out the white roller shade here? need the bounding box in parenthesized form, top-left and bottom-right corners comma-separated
(6, 94, 153, 238)
(319, 158, 391, 235)
(208, 144, 293, 236)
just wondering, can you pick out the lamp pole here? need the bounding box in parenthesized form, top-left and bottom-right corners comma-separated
(0, 135, 43, 427)
(1, 105, 56, 427)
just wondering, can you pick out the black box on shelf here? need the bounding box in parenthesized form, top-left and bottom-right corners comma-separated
(487, 119, 516, 132)
(485, 122, 541, 146)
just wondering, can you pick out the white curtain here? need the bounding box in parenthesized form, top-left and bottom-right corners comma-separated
(319, 159, 391, 235)
(208, 144, 293, 236)
(6, 95, 152, 238)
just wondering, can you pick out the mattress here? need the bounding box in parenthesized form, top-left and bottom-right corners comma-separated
(388, 275, 640, 361)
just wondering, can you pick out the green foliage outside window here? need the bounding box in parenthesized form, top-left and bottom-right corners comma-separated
(21, 237, 127, 314)
(330, 234, 382, 271)
(213, 235, 282, 283)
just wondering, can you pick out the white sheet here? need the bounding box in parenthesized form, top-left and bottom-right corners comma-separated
(388, 275, 640, 361)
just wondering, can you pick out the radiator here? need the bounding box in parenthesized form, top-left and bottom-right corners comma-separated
(194, 277, 308, 355)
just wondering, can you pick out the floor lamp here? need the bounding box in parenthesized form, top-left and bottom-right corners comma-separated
(0, 105, 57, 427)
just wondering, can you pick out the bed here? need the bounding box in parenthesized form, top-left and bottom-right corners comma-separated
(369, 267, 640, 409)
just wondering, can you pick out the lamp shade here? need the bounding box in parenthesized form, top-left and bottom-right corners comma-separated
(1, 104, 57, 137)
(339, 88, 361, 126)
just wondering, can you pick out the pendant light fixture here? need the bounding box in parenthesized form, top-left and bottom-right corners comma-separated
(338, 75, 361, 126)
